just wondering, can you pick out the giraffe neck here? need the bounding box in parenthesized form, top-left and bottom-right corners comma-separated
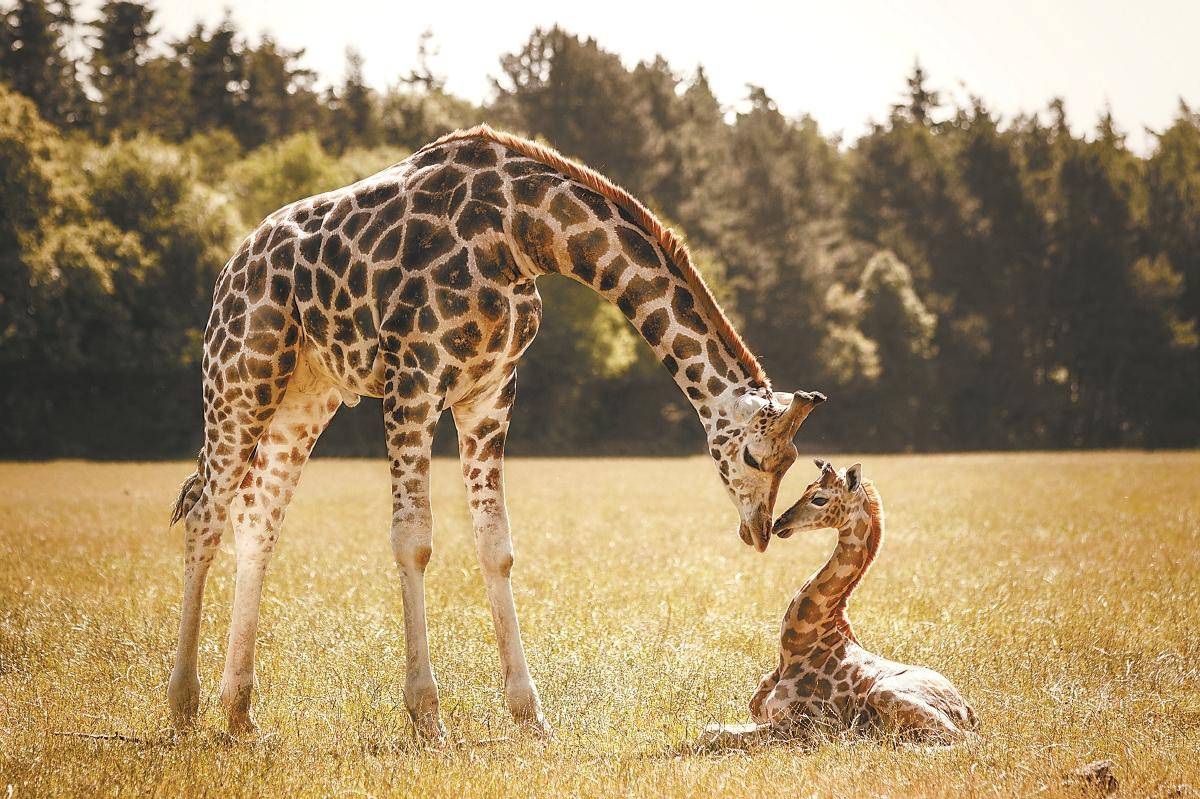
(408, 127, 773, 432)
(501, 170, 769, 431)
(781, 484, 884, 657)
(571, 246, 763, 432)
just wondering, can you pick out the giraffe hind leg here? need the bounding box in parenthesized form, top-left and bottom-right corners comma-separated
(381, 365, 446, 743)
(219, 364, 341, 735)
(167, 286, 301, 729)
(864, 685, 964, 745)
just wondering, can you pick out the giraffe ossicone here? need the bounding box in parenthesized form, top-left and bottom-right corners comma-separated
(166, 125, 824, 740)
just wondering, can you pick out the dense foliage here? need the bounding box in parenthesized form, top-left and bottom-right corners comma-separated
(1, 1, 1196, 456)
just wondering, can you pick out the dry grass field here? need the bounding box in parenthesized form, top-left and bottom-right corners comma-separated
(1, 453, 1198, 797)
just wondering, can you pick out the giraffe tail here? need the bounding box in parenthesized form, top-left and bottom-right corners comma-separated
(169, 451, 205, 527)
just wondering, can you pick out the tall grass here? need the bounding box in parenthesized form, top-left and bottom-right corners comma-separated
(1, 453, 1197, 797)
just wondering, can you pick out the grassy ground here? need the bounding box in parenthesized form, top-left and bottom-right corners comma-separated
(1, 453, 1197, 797)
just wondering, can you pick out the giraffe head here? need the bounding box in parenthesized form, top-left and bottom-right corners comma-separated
(712, 390, 826, 552)
(772, 459, 865, 539)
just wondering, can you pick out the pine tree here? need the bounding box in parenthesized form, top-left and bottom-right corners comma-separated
(325, 47, 378, 151)
(88, 0, 155, 136)
(492, 26, 652, 193)
(0, 0, 88, 126)
(172, 14, 245, 137)
(237, 35, 320, 148)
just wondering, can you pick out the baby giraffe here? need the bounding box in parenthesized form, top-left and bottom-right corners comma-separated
(747, 459, 977, 744)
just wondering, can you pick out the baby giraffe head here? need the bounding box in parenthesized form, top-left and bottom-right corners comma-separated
(772, 459, 865, 538)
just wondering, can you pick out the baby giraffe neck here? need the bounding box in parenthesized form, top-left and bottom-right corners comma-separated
(781, 482, 885, 654)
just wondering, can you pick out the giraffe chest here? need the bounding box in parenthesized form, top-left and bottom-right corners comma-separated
(420, 278, 543, 405)
(765, 645, 877, 727)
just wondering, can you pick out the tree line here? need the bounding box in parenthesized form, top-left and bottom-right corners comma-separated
(1, 1, 1197, 457)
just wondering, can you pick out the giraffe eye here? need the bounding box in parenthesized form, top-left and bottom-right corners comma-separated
(742, 447, 762, 471)
(811, 496, 829, 507)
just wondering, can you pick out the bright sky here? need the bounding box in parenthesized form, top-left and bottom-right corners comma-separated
(89, 0, 1200, 154)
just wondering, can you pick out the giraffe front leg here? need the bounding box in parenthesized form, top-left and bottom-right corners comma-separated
(749, 662, 781, 723)
(218, 515, 270, 737)
(453, 375, 549, 736)
(384, 385, 446, 744)
(219, 381, 341, 736)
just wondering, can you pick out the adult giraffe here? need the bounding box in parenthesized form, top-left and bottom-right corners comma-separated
(167, 125, 825, 741)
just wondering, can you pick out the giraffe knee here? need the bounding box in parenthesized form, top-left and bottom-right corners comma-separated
(391, 512, 433, 571)
(480, 546, 513, 578)
(392, 537, 432, 572)
(475, 523, 514, 578)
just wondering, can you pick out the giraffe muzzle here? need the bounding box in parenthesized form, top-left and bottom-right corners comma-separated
(740, 516, 771, 552)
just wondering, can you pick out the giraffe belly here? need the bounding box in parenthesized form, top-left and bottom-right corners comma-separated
(296, 345, 387, 400)
(294, 278, 543, 408)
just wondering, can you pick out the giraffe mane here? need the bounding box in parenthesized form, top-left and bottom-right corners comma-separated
(833, 479, 884, 644)
(859, 480, 885, 575)
(423, 124, 770, 390)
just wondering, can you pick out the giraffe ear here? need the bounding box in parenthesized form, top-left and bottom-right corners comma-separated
(732, 393, 768, 424)
(845, 463, 862, 492)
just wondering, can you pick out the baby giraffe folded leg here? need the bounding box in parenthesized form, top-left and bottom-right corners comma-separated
(865, 676, 968, 743)
(754, 460, 977, 745)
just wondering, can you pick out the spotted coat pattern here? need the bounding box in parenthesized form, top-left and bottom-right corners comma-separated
(751, 462, 978, 743)
(166, 126, 824, 740)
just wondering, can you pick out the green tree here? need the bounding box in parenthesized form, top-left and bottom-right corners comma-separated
(819, 250, 938, 448)
(668, 67, 731, 236)
(87, 0, 155, 136)
(238, 35, 321, 147)
(701, 87, 844, 393)
(0, 0, 88, 126)
(28, 220, 146, 367)
(492, 26, 653, 193)
(85, 135, 239, 368)
(172, 14, 244, 138)
(947, 99, 1054, 445)
(0, 84, 59, 364)
(324, 47, 379, 152)
(1142, 103, 1200, 443)
(1147, 104, 1200, 325)
(224, 132, 339, 226)
(893, 60, 942, 127)
(1044, 114, 1152, 445)
(380, 33, 479, 150)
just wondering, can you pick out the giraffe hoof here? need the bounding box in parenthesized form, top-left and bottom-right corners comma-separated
(167, 674, 200, 730)
(412, 715, 448, 747)
(519, 714, 554, 739)
(510, 702, 553, 738)
(226, 712, 261, 739)
(506, 682, 551, 737)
